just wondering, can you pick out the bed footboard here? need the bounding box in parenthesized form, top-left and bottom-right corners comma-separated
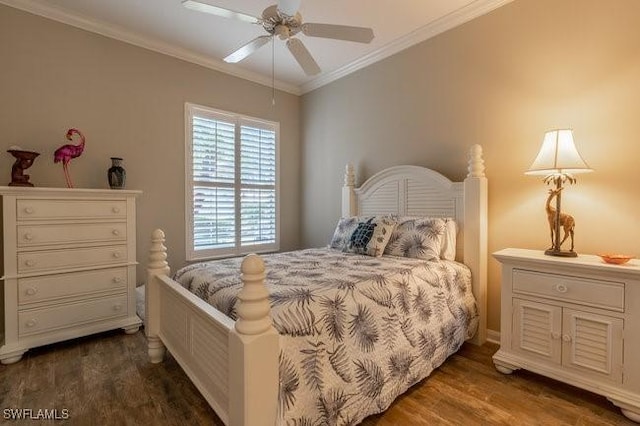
(146, 230, 279, 426)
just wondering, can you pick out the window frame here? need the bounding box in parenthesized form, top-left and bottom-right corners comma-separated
(185, 102, 280, 261)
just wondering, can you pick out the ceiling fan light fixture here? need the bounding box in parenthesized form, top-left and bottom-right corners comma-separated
(275, 25, 291, 40)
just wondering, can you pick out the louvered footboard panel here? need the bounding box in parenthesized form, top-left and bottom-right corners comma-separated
(157, 276, 233, 425)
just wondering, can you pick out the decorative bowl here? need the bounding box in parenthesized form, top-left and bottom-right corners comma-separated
(598, 254, 634, 265)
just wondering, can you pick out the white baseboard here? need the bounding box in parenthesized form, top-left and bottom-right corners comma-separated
(487, 329, 500, 344)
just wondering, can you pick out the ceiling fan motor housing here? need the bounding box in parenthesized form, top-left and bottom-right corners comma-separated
(261, 5, 301, 39)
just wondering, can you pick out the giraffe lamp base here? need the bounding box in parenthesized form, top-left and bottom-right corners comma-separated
(545, 248, 578, 257)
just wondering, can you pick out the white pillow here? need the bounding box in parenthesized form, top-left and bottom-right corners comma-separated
(440, 218, 457, 261)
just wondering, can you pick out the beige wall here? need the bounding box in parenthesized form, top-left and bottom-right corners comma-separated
(301, 0, 640, 333)
(0, 5, 301, 280)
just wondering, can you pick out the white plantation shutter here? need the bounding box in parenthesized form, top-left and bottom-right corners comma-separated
(186, 104, 279, 260)
(240, 123, 276, 245)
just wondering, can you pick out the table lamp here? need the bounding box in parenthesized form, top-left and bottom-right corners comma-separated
(525, 129, 592, 257)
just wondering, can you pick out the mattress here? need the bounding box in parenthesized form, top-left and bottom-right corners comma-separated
(174, 248, 478, 425)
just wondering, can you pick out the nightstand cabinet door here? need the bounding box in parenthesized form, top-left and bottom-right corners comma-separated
(512, 298, 562, 363)
(562, 309, 623, 383)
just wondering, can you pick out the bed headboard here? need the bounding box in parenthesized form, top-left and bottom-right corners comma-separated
(341, 145, 488, 345)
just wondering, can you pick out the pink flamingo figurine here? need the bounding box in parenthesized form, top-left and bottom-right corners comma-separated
(54, 128, 85, 188)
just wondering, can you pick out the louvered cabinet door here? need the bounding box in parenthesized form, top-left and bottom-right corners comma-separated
(562, 309, 623, 383)
(512, 298, 562, 364)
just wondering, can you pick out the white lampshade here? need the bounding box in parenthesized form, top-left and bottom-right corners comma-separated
(525, 129, 593, 176)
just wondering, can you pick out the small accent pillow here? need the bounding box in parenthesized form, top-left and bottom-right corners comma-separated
(329, 216, 397, 257)
(384, 217, 448, 261)
(329, 216, 363, 251)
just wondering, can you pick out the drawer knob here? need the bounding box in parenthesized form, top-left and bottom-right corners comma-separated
(113, 304, 123, 312)
(24, 207, 34, 214)
(25, 319, 38, 328)
(24, 259, 36, 267)
(112, 229, 120, 236)
(112, 206, 121, 214)
(25, 287, 38, 296)
(113, 277, 124, 284)
(23, 232, 34, 241)
(562, 334, 572, 343)
(555, 284, 568, 294)
(112, 252, 122, 259)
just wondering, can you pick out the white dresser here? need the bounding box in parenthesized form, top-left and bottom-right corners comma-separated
(0, 187, 142, 364)
(493, 248, 640, 422)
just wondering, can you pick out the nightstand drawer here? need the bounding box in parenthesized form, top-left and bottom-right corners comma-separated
(513, 269, 624, 311)
(18, 294, 128, 337)
(18, 245, 127, 273)
(17, 223, 126, 248)
(16, 199, 127, 220)
(18, 267, 127, 305)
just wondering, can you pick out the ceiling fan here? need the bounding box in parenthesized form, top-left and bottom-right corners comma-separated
(182, 0, 375, 76)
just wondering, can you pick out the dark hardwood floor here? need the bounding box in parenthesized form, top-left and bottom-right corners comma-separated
(0, 330, 634, 425)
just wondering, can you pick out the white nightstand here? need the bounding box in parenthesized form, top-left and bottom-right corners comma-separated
(493, 248, 640, 422)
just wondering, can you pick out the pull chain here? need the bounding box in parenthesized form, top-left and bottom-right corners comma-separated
(271, 36, 276, 106)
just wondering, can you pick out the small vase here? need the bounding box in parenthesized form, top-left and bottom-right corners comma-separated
(108, 157, 126, 189)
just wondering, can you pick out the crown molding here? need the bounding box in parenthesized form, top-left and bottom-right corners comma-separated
(1, 0, 513, 96)
(299, 0, 514, 94)
(0, 0, 301, 95)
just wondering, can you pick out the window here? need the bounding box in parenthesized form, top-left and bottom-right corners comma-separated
(185, 103, 279, 260)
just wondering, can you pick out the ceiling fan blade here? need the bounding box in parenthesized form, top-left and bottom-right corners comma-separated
(302, 23, 374, 43)
(286, 38, 321, 76)
(224, 36, 272, 63)
(182, 0, 259, 24)
(277, 0, 301, 16)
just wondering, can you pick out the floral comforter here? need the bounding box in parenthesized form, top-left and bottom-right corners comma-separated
(174, 248, 478, 425)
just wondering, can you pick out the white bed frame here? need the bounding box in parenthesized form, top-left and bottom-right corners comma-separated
(145, 144, 488, 426)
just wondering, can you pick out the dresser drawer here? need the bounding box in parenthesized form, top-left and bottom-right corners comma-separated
(16, 199, 127, 221)
(18, 245, 127, 273)
(18, 267, 127, 305)
(512, 269, 624, 311)
(18, 294, 128, 337)
(17, 222, 126, 248)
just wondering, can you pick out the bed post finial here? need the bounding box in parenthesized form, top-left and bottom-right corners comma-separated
(146, 229, 170, 363)
(148, 229, 169, 273)
(235, 254, 272, 336)
(467, 144, 485, 178)
(344, 163, 355, 187)
(342, 163, 357, 217)
(229, 253, 278, 425)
